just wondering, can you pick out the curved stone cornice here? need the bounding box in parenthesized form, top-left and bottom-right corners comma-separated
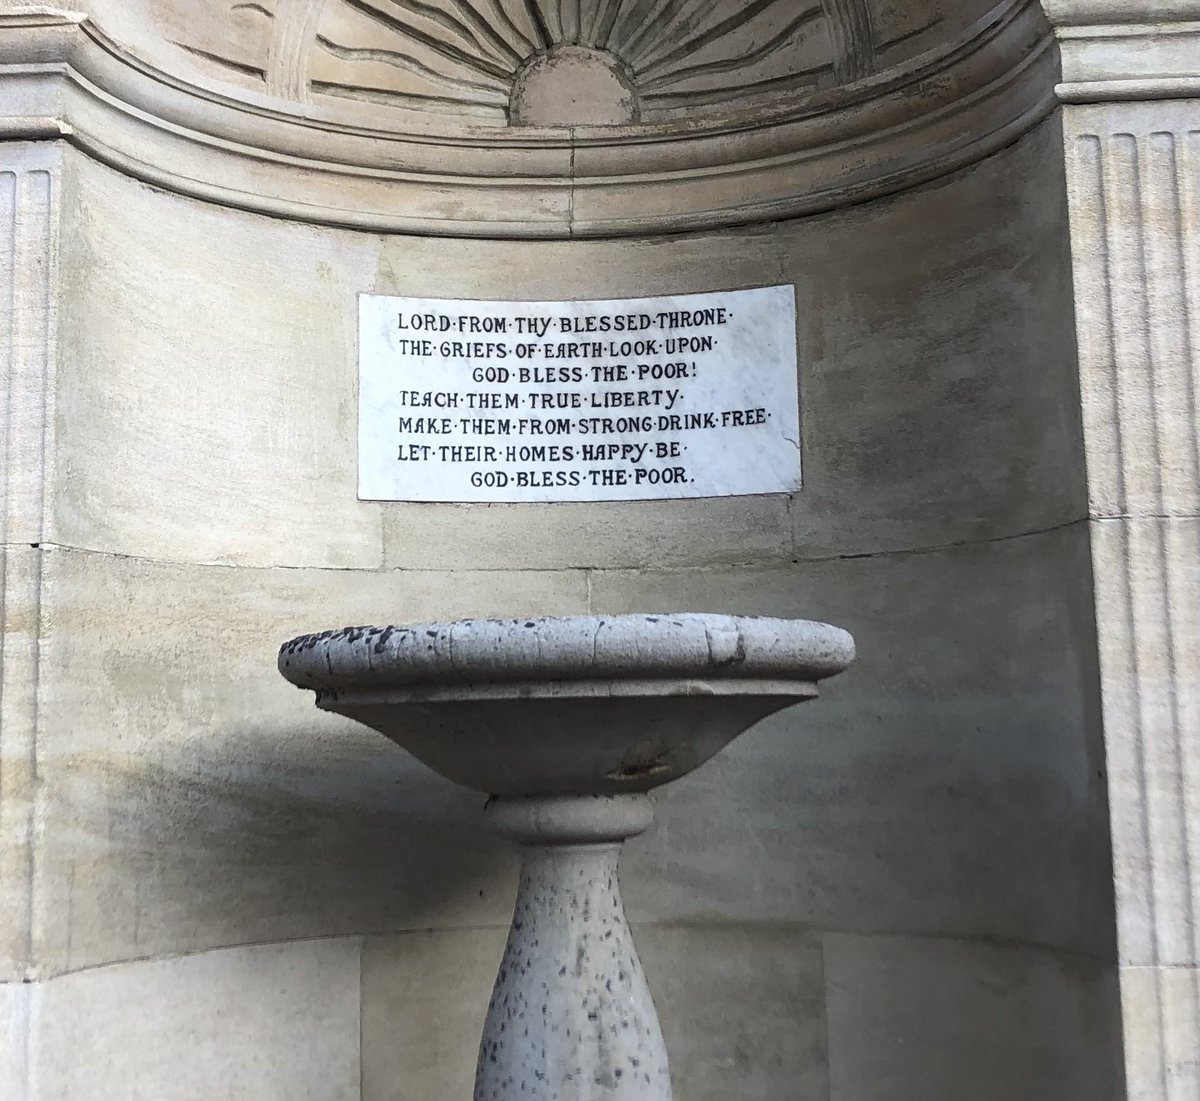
(0, 2, 1056, 237)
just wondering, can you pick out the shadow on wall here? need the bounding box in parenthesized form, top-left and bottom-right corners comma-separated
(41, 519, 1114, 988)
(52, 717, 516, 970)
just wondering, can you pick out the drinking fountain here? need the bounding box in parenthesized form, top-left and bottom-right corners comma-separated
(279, 613, 853, 1100)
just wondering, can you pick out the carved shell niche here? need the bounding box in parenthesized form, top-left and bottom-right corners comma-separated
(164, 0, 959, 128)
(42, 0, 1048, 234)
(309, 0, 882, 125)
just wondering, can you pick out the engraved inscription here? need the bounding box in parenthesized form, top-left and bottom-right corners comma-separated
(358, 287, 801, 503)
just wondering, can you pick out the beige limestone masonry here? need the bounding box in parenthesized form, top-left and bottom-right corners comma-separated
(362, 921, 834, 1101)
(0, 980, 31, 1100)
(19, 524, 1111, 975)
(3, 132, 1119, 1101)
(0, 141, 59, 983)
(8, 927, 1122, 1101)
(1042, 0, 1200, 1094)
(0, 1, 1057, 235)
(361, 929, 508, 1101)
(360, 926, 1119, 1101)
(31, 545, 586, 974)
(90, 0, 1007, 123)
(823, 933, 1123, 1101)
(47, 117, 1084, 574)
(600, 527, 1113, 955)
(0, 1, 1144, 1098)
(636, 926, 828, 1101)
(36, 938, 362, 1101)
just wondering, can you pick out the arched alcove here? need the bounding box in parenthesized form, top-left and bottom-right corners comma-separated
(0, 3, 1124, 1099)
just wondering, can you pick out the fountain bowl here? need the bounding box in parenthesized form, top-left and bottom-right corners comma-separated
(278, 613, 854, 796)
(279, 612, 854, 1101)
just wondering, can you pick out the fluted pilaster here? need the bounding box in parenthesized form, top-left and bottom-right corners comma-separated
(0, 142, 58, 988)
(1046, 3, 1200, 1096)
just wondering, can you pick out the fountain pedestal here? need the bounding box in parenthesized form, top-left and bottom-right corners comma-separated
(479, 795, 668, 1101)
(278, 614, 853, 1100)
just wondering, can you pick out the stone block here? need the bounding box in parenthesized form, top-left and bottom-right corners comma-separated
(790, 115, 1087, 557)
(34, 938, 361, 1101)
(361, 928, 508, 1101)
(54, 150, 384, 569)
(0, 141, 60, 549)
(1062, 104, 1200, 523)
(381, 496, 791, 572)
(824, 933, 1123, 1101)
(369, 216, 785, 306)
(371, 123, 1084, 566)
(30, 545, 584, 973)
(636, 923, 827, 1101)
(46, 127, 1084, 573)
(0, 981, 32, 1101)
(1119, 964, 1200, 1101)
(595, 526, 1116, 960)
(0, 546, 40, 979)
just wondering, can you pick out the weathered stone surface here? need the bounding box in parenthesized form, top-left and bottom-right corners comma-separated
(1089, 518, 1200, 969)
(280, 613, 852, 797)
(637, 924, 828, 1101)
(1046, 1, 1200, 98)
(281, 613, 850, 1101)
(824, 933, 1123, 1101)
(0, 546, 41, 982)
(0, 142, 60, 983)
(361, 922, 830, 1101)
(54, 149, 383, 570)
(0, 2, 1056, 235)
(35, 939, 362, 1101)
(381, 495, 792, 572)
(1062, 104, 1200, 524)
(476, 811, 671, 1101)
(362, 928, 508, 1101)
(510, 46, 637, 128)
(0, 981, 31, 1101)
(282, 613, 854, 691)
(1045, 5, 1200, 1088)
(87, 0, 1016, 128)
(789, 114, 1087, 557)
(1119, 964, 1200, 1101)
(31, 546, 586, 974)
(598, 526, 1116, 962)
(0, 4, 1132, 1095)
(42, 117, 1084, 571)
(0, 141, 59, 549)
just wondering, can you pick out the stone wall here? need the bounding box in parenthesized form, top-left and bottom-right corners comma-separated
(1, 111, 1123, 1098)
(0, 1, 1132, 1098)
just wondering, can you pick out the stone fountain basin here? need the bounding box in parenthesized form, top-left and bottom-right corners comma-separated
(278, 613, 854, 797)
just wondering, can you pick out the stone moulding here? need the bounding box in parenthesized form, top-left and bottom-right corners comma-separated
(0, 2, 1056, 237)
(1043, 2, 1200, 102)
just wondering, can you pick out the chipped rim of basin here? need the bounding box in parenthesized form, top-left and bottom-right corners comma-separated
(278, 613, 855, 698)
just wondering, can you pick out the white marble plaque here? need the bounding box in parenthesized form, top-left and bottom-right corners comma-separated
(358, 286, 800, 503)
